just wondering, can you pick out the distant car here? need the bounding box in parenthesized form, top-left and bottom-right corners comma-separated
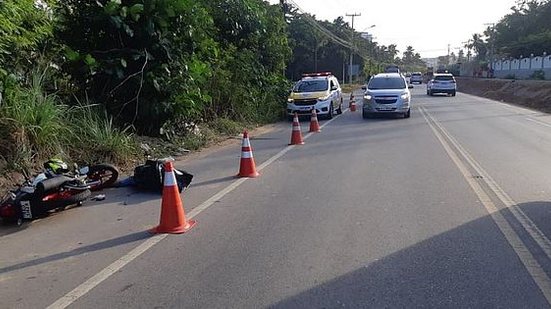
(410, 72, 423, 84)
(362, 73, 413, 119)
(287, 72, 343, 119)
(384, 65, 400, 73)
(427, 73, 456, 96)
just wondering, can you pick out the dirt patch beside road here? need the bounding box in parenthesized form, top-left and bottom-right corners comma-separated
(457, 77, 551, 113)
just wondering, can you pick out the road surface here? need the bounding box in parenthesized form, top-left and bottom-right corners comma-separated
(3, 85, 551, 308)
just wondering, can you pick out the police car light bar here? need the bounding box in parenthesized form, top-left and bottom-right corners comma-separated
(302, 72, 332, 77)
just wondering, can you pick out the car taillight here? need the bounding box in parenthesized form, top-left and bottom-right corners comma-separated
(0, 203, 16, 218)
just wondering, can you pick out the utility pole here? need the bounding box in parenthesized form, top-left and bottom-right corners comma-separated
(346, 13, 361, 84)
(447, 44, 450, 66)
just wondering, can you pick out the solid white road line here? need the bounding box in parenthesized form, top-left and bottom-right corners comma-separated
(526, 117, 551, 129)
(420, 106, 551, 305)
(423, 106, 551, 261)
(46, 107, 349, 309)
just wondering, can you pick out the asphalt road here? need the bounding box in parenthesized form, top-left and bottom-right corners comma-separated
(3, 85, 551, 308)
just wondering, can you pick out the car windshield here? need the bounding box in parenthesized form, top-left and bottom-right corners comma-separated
(368, 77, 406, 90)
(434, 75, 454, 81)
(293, 80, 328, 92)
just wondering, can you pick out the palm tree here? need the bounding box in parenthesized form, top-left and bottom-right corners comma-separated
(468, 33, 487, 61)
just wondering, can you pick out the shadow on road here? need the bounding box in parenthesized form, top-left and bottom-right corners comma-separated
(191, 176, 237, 188)
(268, 202, 551, 308)
(0, 230, 151, 275)
(0, 187, 160, 236)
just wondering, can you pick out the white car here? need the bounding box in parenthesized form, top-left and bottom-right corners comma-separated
(427, 73, 456, 96)
(286, 72, 343, 119)
(410, 72, 423, 84)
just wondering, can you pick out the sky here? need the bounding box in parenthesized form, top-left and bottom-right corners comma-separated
(271, 0, 519, 58)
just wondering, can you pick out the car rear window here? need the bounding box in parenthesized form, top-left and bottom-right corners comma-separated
(434, 75, 454, 81)
(293, 80, 328, 92)
(412, 73, 422, 76)
(368, 77, 406, 90)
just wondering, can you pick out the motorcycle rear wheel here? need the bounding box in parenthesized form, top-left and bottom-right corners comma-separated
(87, 164, 119, 191)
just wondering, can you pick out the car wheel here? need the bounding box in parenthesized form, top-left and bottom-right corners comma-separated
(336, 101, 343, 115)
(429, 90, 433, 96)
(362, 110, 370, 119)
(426, 90, 430, 95)
(405, 109, 411, 118)
(452, 91, 456, 96)
(327, 104, 334, 119)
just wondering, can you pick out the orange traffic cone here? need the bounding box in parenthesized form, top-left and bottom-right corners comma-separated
(350, 99, 357, 112)
(150, 161, 196, 234)
(289, 113, 305, 145)
(309, 109, 321, 133)
(237, 130, 260, 178)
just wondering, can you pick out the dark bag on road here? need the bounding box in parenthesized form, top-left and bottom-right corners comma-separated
(133, 160, 193, 193)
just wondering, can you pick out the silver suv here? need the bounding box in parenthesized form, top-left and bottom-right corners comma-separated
(410, 72, 423, 84)
(362, 73, 413, 119)
(427, 73, 456, 96)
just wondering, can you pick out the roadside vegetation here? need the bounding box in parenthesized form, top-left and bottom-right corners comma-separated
(0, 0, 410, 179)
(5, 0, 548, 179)
(457, 0, 551, 77)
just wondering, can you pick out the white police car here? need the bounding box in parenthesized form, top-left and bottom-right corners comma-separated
(287, 72, 343, 119)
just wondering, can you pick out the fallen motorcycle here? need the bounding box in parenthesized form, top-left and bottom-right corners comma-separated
(0, 175, 91, 226)
(42, 159, 119, 191)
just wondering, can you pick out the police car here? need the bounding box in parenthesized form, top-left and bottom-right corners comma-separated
(287, 72, 343, 119)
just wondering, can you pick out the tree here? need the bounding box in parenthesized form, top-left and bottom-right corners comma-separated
(468, 33, 487, 61)
(0, 0, 55, 88)
(400, 46, 425, 72)
(469, 0, 551, 58)
(457, 49, 466, 63)
(202, 0, 291, 123)
(450, 52, 457, 64)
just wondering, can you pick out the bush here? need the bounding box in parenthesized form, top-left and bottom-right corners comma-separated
(67, 104, 137, 165)
(504, 74, 516, 80)
(530, 70, 546, 80)
(0, 69, 68, 171)
(209, 118, 242, 136)
(0, 68, 138, 173)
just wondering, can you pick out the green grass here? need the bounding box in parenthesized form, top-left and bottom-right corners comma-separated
(67, 104, 137, 165)
(0, 68, 138, 173)
(0, 70, 67, 171)
(209, 117, 242, 136)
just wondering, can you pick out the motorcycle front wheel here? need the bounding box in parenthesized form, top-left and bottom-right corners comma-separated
(40, 189, 91, 210)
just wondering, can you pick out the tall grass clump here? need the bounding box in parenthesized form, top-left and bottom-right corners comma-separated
(0, 69, 67, 171)
(67, 104, 137, 165)
(209, 118, 242, 136)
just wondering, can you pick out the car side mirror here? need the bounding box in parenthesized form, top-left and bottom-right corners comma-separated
(331, 86, 338, 91)
(408, 85, 414, 89)
(361, 85, 367, 90)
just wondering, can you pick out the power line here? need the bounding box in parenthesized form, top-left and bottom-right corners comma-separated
(286, 0, 352, 48)
(285, 0, 373, 62)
